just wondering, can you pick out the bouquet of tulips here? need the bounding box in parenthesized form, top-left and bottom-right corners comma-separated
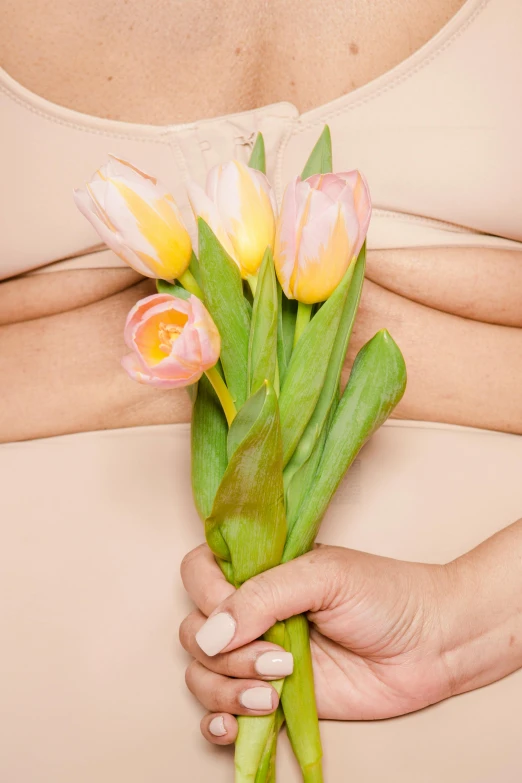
(75, 127, 407, 782)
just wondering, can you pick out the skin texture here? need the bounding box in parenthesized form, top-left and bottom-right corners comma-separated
(0, 0, 468, 125)
(180, 522, 522, 745)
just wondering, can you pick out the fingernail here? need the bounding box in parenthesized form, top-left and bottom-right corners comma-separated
(240, 687, 274, 711)
(195, 612, 236, 657)
(209, 716, 227, 737)
(255, 651, 294, 677)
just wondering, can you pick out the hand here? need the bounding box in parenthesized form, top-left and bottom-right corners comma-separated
(179, 543, 455, 745)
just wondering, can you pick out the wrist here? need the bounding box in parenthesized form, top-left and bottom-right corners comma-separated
(437, 530, 522, 698)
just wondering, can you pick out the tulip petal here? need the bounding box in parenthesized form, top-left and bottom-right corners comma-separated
(133, 306, 188, 366)
(186, 294, 222, 368)
(106, 155, 160, 189)
(206, 163, 223, 203)
(288, 185, 333, 297)
(123, 293, 177, 349)
(187, 181, 238, 263)
(347, 172, 372, 255)
(273, 169, 372, 303)
(121, 352, 202, 388)
(274, 178, 300, 298)
(74, 185, 113, 230)
(300, 185, 334, 224)
(122, 293, 220, 387)
(75, 157, 192, 280)
(73, 187, 156, 277)
(102, 179, 191, 279)
(306, 173, 346, 202)
(89, 180, 161, 259)
(216, 161, 276, 277)
(295, 202, 359, 304)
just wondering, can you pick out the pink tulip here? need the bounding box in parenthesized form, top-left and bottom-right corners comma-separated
(273, 171, 371, 304)
(122, 294, 220, 388)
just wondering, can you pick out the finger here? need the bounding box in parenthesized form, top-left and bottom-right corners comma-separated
(180, 610, 294, 680)
(195, 548, 333, 656)
(200, 713, 238, 745)
(180, 544, 235, 616)
(185, 660, 279, 715)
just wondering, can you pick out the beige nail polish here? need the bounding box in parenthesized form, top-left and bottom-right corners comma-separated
(195, 612, 236, 657)
(209, 716, 227, 737)
(255, 651, 294, 677)
(240, 687, 274, 711)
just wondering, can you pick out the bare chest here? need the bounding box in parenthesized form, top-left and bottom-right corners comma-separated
(1, 0, 466, 124)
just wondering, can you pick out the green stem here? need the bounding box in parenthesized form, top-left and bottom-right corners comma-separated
(281, 615, 323, 782)
(234, 623, 287, 783)
(178, 268, 205, 299)
(235, 681, 284, 783)
(247, 274, 258, 297)
(302, 761, 325, 783)
(254, 707, 284, 783)
(204, 366, 237, 426)
(293, 302, 313, 348)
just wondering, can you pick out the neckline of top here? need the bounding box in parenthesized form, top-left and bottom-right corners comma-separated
(0, 0, 488, 141)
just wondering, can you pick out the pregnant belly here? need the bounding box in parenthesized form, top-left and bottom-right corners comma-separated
(0, 246, 521, 443)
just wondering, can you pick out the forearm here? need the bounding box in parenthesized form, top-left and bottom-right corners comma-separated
(442, 518, 522, 696)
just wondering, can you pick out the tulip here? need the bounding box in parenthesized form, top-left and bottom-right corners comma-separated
(187, 160, 277, 279)
(122, 293, 220, 388)
(273, 171, 371, 304)
(74, 155, 193, 281)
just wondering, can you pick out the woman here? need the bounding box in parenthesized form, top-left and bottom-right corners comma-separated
(0, 0, 521, 780)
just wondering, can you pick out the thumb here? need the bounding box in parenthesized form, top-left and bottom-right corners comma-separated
(195, 549, 331, 656)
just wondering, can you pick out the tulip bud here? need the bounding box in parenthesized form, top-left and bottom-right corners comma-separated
(121, 293, 220, 388)
(187, 160, 277, 278)
(273, 171, 371, 304)
(74, 156, 192, 280)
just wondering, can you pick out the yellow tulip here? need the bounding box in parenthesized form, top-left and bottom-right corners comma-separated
(187, 160, 277, 278)
(274, 171, 371, 304)
(74, 156, 192, 280)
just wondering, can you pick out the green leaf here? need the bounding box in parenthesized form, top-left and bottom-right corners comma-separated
(248, 249, 278, 395)
(278, 261, 356, 467)
(249, 133, 266, 174)
(226, 380, 266, 462)
(276, 283, 297, 386)
(283, 245, 367, 523)
(198, 218, 251, 409)
(301, 125, 332, 178)
(283, 330, 407, 562)
(284, 407, 330, 535)
(191, 375, 230, 560)
(206, 381, 286, 585)
(155, 279, 191, 299)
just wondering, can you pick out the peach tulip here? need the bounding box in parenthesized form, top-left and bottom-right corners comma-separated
(121, 294, 220, 388)
(74, 156, 192, 280)
(273, 171, 371, 304)
(187, 160, 277, 278)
